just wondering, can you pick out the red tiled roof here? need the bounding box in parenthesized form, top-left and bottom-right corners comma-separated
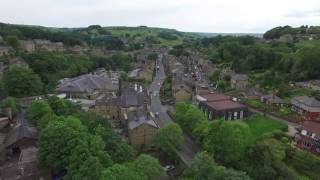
(199, 93, 231, 102)
(303, 121, 320, 134)
(205, 100, 247, 111)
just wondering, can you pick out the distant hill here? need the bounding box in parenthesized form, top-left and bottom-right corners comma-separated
(263, 25, 320, 40)
(185, 32, 263, 38)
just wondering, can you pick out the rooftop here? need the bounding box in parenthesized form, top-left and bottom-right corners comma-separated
(292, 96, 320, 107)
(198, 93, 231, 102)
(262, 94, 285, 104)
(57, 74, 118, 93)
(205, 100, 247, 111)
(302, 121, 320, 134)
(127, 110, 158, 130)
(5, 123, 37, 148)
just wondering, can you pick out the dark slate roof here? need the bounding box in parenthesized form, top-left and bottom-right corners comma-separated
(205, 100, 247, 111)
(127, 110, 158, 130)
(199, 93, 231, 102)
(292, 96, 320, 107)
(95, 93, 119, 106)
(57, 74, 117, 93)
(119, 84, 150, 107)
(95, 83, 150, 108)
(5, 123, 37, 148)
(262, 94, 285, 104)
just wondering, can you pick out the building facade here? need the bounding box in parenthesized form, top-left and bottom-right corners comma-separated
(127, 110, 159, 149)
(294, 121, 320, 155)
(291, 96, 320, 121)
(197, 91, 249, 120)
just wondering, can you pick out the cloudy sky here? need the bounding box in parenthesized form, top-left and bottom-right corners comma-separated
(0, 0, 319, 33)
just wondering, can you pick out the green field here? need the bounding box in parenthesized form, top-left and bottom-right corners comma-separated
(245, 115, 288, 138)
(104, 26, 185, 46)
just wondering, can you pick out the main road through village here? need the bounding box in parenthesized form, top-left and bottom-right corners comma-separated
(149, 54, 200, 167)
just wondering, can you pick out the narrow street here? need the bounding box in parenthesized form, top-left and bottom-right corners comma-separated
(150, 54, 200, 167)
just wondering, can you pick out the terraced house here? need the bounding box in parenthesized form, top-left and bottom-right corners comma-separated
(126, 109, 159, 149)
(295, 121, 320, 155)
(291, 96, 320, 121)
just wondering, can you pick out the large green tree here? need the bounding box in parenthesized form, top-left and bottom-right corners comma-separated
(183, 152, 251, 180)
(0, 96, 19, 115)
(38, 116, 110, 179)
(27, 100, 53, 126)
(102, 154, 164, 180)
(3, 66, 43, 97)
(204, 121, 252, 167)
(154, 123, 183, 159)
(174, 103, 207, 132)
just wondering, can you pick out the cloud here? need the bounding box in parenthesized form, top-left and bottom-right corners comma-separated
(286, 9, 320, 18)
(0, 0, 319, 33)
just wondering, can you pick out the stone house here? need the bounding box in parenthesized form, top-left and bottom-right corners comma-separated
(291, 96, 320, 121)
(95, 92, 121, 127)
(34, 39, 64, 51)
(231, 74, 249, 90)
(19, 40, 36, 52)
(261, 94, 285, 107)
(172, 67, 192, 102)
(127, 109, 159, 149)
(56, 73, 118, 99)
(197, 92, 249, 120)
(294, 121, 320, 155)
(95, 83, 150, 128)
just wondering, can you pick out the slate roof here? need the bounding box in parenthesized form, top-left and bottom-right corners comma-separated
(96, 83, 150, 108)
(291, 96, 320, 107)
(119, 84, 150, 107)
(198, 93, 231, 102)
(262, 94, 285, 104)
(4, 123, 37, 148)
(127, 110, 158, 130)
(205, 100, 247, 111)
(57, 74, 118, 93)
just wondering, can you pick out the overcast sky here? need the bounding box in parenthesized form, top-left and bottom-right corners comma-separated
(0, 0, 319, 33)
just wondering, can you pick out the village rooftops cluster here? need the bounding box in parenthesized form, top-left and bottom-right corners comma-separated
(56, 72, 119, 99)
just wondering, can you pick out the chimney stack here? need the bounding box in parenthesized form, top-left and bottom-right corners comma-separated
(134, 83, 138, 92)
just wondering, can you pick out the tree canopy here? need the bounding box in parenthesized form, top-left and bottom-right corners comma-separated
(3, 66, 43, 97)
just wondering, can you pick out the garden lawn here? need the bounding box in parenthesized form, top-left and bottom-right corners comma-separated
(245, 115, 287, 138)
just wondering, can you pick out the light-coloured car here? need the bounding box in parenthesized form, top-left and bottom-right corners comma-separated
(163, 165, 175, 171)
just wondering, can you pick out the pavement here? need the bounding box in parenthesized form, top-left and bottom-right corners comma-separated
(150, 54, 200, 167)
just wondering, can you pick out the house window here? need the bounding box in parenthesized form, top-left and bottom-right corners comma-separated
(240, 110, 244, 119)
(228, 112, 232, 120)
(234, 112, 238, 119)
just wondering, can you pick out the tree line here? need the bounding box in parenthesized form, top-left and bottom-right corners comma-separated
(26, 97, 165, 179)
(173, 102, 320, 180)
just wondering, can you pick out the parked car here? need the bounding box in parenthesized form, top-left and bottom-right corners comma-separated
(163, 165, 175, 171)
